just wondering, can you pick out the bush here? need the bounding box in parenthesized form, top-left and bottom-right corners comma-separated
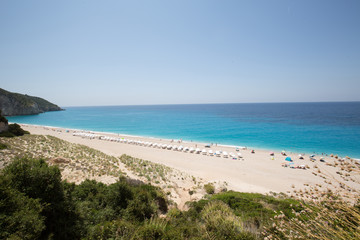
(87, 220, 136, 240)
(0, 176, 45, 239)
(264, 197, 360, 239)
(8, 123, 29, 136)
(204, 183, 215, 194)
(125, 189, 157, 221)
(211, 191, 302, 221)
(0, 131, 15, 138)
(134, 218, 167, 240)
(201, 201, 255, 240)
(2, 158, 80, 239)
(0, 123, 29, 138)
(106, 178, 134, 213)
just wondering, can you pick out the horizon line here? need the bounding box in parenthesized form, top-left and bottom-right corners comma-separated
(61, 100, 360, 108)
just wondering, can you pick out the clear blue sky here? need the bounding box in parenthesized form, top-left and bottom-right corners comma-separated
(1, 0, 359, 106)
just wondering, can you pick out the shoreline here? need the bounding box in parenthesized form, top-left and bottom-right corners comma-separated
(12, 122, 351, 159)
(16, 123, 360, 198)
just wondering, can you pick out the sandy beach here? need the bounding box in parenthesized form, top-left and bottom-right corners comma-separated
(18, 124, 360, 200)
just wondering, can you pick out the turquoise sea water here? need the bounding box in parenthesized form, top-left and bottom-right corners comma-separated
(7, 102, 360, 158)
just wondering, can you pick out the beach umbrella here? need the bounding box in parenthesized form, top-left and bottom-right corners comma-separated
(223, 151, 229, 158)
(285, 157, 292, 162)
(237, 153, 242, 158)
(195, 148, 201, 154)
(202, 149, 207, 155)
(208, 150, 213, 156)
(215, 151, 221, 157)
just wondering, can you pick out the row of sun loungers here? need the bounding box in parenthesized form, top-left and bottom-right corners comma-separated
(73, 132, 243, 159)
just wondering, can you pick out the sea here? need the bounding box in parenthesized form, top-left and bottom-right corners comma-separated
(6, 102, 360, 158)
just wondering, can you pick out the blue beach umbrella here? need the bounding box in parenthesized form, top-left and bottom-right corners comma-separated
(285, 157, 292, 162)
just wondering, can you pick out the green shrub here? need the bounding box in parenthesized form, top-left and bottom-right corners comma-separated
(87, 220, 136, 240)
(8, 123, 30, 136)
(135, 218, 167, 240)
(2, 158, 80, 239)
(0, 123, 29, 138)
(0, 142, 7, 149)
(0, 176, 45, 239)
(264, 196, 360, 239)
(204, 183, 215, 194)
(211, 191, 302, 222)
(201, 201, 255, 240)
(106, 178, 134, 213)
(0, 131, 15, 138)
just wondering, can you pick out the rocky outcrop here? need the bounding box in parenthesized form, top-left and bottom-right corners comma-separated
(0, 121, 8, 133)
(0, 110, 8, 132)
(0, 88, 63, 116)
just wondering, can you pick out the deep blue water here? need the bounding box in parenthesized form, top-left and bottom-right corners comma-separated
(7, 102, 360, 158)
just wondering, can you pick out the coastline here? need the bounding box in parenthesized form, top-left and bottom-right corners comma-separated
(13, 122, 348, 159)
(17, 123, 360, 198)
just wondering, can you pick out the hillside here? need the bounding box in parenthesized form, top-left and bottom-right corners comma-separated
(0, 88, 63, 116)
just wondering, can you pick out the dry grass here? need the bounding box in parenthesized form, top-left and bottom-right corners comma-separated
(0, 134, 123, 183)
(263, 193, 360, 240)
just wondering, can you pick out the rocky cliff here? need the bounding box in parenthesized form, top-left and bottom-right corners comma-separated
(0, 88, 63, 116)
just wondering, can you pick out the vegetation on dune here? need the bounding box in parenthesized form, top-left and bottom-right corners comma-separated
(1, 157, 359, 239)
(204, 183, 215, 194)
(0, 142, 7, 150)
(263, 195, 360, 239)
(0, 134, 123, 179)
(0, 110, 29, 137)
(1, 134, 360, 239)
(0, 158, 167, 239)
(0, 123, 30, 137)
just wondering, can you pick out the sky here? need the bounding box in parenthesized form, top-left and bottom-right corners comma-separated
(1, 0, 359, 107)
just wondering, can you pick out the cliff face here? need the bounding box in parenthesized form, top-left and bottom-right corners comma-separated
(0, 88, 63, 116)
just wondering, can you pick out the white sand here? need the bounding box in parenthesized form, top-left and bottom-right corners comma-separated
(21, 124, 360, 197)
